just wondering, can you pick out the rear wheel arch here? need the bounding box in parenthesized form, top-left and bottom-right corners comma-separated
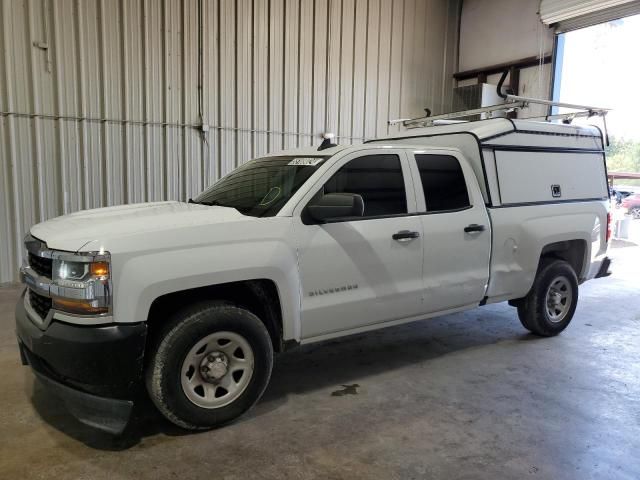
(509, 239, 587, 308)
(539, 239, 587, 280)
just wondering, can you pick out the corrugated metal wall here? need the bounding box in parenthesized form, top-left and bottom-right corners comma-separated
(0, 0, 460, 283)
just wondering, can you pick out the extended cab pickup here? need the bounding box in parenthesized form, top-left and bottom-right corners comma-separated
(16, 118, 612, 433)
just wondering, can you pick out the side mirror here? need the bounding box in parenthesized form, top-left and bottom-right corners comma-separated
(307, 193, 365, 222)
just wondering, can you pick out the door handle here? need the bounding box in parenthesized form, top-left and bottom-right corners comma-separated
(464, 224, 486, 233)
(392, 230, 420, 242)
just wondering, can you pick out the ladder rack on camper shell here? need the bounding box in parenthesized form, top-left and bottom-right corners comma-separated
(389, 70, 610, 133)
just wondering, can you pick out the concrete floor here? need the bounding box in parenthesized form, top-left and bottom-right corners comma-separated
(1, 245, 639, 480)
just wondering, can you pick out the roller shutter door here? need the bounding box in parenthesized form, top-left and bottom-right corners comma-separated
(540, 0, 640, 32)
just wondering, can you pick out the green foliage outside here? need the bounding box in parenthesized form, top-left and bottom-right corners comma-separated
(606, 136, 640, 187)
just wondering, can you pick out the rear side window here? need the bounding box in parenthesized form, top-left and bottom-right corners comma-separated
(324, 154, 407, 217)
(415, 154, 470, 212)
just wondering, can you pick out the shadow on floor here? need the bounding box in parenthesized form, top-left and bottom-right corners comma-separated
(30, 305, 534, 451)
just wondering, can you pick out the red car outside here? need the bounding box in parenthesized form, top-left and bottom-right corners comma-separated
(621, 193, 640, 219)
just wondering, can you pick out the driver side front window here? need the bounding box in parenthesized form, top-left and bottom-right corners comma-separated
(323, 154, 407, 218)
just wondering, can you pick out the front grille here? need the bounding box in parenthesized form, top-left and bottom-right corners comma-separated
(28, 253, 52, 278)
(29, 289, 52, 319)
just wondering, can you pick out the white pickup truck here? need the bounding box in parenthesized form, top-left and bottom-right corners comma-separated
(16, 118, 611, 434)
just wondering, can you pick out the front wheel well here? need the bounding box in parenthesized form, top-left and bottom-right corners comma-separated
(146, 279, 284, 352)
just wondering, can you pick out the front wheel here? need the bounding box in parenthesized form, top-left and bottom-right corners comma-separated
(517, 259, 579, 337)
(146, 302, 274, 430)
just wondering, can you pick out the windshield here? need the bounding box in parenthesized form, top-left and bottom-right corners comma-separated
(193, 156, 329, 217)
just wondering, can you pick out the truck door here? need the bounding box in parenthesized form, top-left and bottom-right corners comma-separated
(408, 152, 491, 313)
(292, 150, 424, 339)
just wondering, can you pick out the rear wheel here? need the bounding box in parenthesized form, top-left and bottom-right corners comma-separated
(517, 259, 579, 337)
(146, 301, 274, 430)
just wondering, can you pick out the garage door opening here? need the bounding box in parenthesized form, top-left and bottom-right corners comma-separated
(552, 12, 640, 242)
(552, 13, 640, 188)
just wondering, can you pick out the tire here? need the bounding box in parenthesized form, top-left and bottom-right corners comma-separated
(517, 259, 579, 337)
(631, 207, 640, 220)
(146, 301, 274, 430)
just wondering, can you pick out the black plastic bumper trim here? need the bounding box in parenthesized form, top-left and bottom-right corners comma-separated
(15, 291, 147, 398)
(32, 368, 133, 435)
(15, 290, 147, 433)
(595, 256, 612, 279)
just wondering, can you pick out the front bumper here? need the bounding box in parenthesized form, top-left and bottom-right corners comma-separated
(16, 291, 147, 434)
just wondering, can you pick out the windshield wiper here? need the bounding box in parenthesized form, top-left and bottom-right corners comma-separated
(188, 198, 227, 207)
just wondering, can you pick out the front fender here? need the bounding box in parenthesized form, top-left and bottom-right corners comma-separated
(111, 239, 302, 342)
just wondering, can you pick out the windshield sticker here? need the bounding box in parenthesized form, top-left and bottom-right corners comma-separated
(259, 187, 282, 206)
(287, 157, 324, 166)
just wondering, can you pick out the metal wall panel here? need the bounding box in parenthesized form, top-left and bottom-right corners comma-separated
(0, 0, 460, 283)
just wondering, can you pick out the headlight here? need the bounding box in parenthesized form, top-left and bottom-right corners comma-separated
(51, 257, 111, 315)
(54, 260, 110, 284)
(55, 260, 90, 282)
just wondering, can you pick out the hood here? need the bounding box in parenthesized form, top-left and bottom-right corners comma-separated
(30, 201, 249, 252)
